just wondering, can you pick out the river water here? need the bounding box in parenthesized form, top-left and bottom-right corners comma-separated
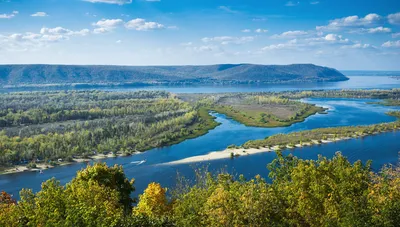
(1, 76, 400, 94)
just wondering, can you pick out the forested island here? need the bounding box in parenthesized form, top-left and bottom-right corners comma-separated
(0, 64, 348, 87)
(1, 153, 399, 226)
(0, 91, 219, 173)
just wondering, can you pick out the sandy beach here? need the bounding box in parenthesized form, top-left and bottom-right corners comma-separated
(0, 153, 130, 175)
(161, 136, 354, 166)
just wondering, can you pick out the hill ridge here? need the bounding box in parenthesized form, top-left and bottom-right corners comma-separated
(0, 64, 348, 87)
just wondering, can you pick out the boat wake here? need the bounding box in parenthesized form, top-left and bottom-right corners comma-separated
(131, 160, 147, 165)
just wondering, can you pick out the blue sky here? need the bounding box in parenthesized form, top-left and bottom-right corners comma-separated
(0, 0, 399, 70)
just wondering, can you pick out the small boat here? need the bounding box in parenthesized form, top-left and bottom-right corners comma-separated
(39, 170, 43, 174)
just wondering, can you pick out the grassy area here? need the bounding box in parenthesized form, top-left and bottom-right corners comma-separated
(212, 105, 325, 128)
(210, 99, 326, 128)
(369, 99, 400, 106)
(179, 93, 326, 128)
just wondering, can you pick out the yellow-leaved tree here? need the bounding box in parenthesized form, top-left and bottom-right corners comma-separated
(134, 182, 170, 218)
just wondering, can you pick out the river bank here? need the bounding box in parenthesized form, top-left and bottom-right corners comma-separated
(161, 127, 398, 166)
(0, 153, 130, 175)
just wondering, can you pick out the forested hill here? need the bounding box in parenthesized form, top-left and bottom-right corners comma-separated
(0, 64, 348, 87)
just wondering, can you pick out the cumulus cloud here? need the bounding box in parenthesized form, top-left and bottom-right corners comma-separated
(0, 11, 18, 19)
(255, 29, 268, 33)
(341, 43, 372, 49)
(125, 18, 164, 31)
(241, 29, 251, 33)
(310, 34, 349, 43)
(202, 36, 254, 45)
(392, 33, 400, 38)
(365, 27, 391, 33)
(262, 33, 353, 52)
(82, 0, 132, 5)
(93, 19, 124, 28)
(316, 13, 382, 31)
(0, 26, 91, 51)
(271, 30, 308, 39)
(388, 12, 400, 25)
(382, 40, 400, 48)
(262, 41, 299, 51)
(93, 28, 108, 34)
(40, 27, 90, 36)
(31, 12, 48, 17)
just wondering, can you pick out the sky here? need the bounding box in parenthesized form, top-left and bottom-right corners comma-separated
(0, 0, 399, 70)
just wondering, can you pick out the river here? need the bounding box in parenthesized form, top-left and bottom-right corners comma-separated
(1, 97, 399, 198)
(1, 75, 400, 94)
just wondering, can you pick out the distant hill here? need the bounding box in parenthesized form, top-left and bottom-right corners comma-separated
(0, 64, 348, 87)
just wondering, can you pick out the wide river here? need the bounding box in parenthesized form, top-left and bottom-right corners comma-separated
(1, 75, 400, 93)
(1, 97, 400, 198)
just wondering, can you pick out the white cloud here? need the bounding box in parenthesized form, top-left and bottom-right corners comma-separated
(93, 28, 108, 34)
(194, 45, 214, 52)
(388, 12, 400, 25)
(285, 1, 299, 6)
(218, 6, 239, 14)
(382, 40, 400, 48)
(0, 11, 18, 19)
(93, 19, 124, 28)
(341, 43, 371, 49)
(262, 33, 355, 53)
(392, 33, 400, 38)
(317, 13, 382, 31)
(241, 29, 251, 33)
(82, 0, 132, 5)
(202, 36, 254, 45)
(365, 27, 391, 33)
(0, 26, 90, 52)
(310, 1, 319, 5)
(31, 12, 48, 17)
(125, 18, 164, 31)
(313, 34, 349, 43)
(40, 27, 89, 36)
(116, 40, 122, 44)
(271, 30, 308, 38)
(262, 39, 300, 51)
(255, 29, 268, 33)
(92, 19, 124, 33)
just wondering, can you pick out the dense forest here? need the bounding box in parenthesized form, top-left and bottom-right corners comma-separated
(0, 64, 348, 87)
(0, 91, 218, 168)
(1, 153, 399, 226)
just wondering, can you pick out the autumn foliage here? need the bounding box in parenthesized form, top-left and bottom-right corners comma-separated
(1, 153, 400, 227)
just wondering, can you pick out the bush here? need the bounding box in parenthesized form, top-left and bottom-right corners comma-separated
(26, 162, 37, 169)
